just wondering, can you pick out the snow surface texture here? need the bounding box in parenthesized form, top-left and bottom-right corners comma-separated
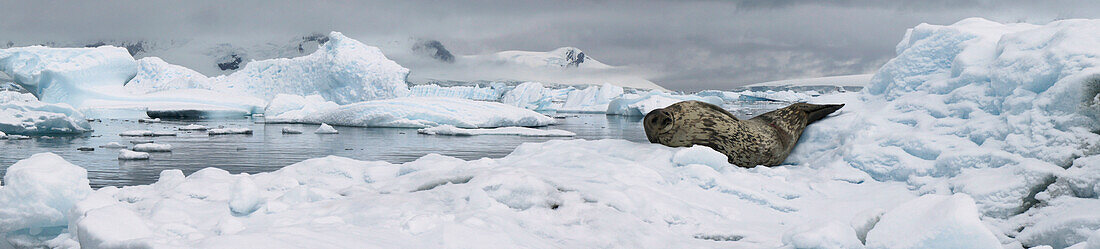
(2, 141, 921, 248)
(266, 96, 555, 128)
(215, 32, 410, 104)
(0, 153, 92, 238)
(417, 124, 575, 137)
(0, 91, 91, 135)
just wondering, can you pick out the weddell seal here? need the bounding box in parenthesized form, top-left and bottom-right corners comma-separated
(644, 101, 844, 167)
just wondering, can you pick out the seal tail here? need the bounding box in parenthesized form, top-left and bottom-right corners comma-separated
(805, 103, 844, 124)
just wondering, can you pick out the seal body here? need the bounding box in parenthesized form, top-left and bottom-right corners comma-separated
(644, 101, 843, 167)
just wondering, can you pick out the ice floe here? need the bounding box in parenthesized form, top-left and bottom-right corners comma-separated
(417, 124, 575, 137)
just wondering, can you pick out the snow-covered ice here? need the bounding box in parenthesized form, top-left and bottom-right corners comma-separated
(267, 96, 555, 128)
(0, 91, 91, 135)
(117, 149, 150, 160)
(408, 83, 505, 101)
(863, 194, 1000, 248)
(417, 124, 576, 137)
(314, 123, 338, 134)
(132, 143, 172, 152)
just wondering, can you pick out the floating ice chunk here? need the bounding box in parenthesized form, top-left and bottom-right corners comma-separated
(132, 143, 172, 152)
(137, 118, 160, 123)
(0, 130, 6, 139)
(215, 32, 410, 104)
(118, 130, 153, 137)
(0, 153, 92, 237)
(314, 123, 339, 134)
(229, 176, 265, 216)
(781, 221, 864, 249)
(150, 131, 176, 137)
(98, 142, 127, 148)
(207, 128, 253, 135)
(281, 127, 302, 134)
(671, 145, 731, 170)
(268, 97, 555, 128)
(117, 149, 150, 160)
(0, 91, 92, 135)
(177, 124, 209, 131)
(417, 124, 574, 137)
(865, 194, 1000, 249)
(6, 134, 30, 140)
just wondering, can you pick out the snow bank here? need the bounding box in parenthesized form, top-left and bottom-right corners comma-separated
(0, 91, 91, 135)
(42, 139, 915, 248)
(216, 32, 410, 104)
(314, 123, 338, 134)
(267, 96, 555, 128)
(417, 124, 575, 137)
(864, 194, 1000, 248)
(607, 91, 723, 116)
(0, 153, 92, 238)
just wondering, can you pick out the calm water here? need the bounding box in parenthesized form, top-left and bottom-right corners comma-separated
(0, 114, 651, 188)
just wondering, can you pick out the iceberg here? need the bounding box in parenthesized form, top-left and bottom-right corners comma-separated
(314, 123, 339, 134)
(555, 83, 624, 113)
(606, 91, 724, 116)
(267, 96, 555, 128)
(215, 32, 410, 104)
(0, 45, 138, 106)
(0, 91, 91, 135)
(417, 124, 575, 137)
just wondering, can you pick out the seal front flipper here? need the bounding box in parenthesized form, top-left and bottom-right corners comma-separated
(802, 103, 845, 124)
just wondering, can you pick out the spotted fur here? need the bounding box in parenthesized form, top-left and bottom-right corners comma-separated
(644, 101, 844, 167)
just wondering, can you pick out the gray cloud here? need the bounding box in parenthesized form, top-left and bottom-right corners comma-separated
(2, 0, 1099, 91)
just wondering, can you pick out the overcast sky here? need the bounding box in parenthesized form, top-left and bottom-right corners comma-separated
(3, 0, 1099, 91)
